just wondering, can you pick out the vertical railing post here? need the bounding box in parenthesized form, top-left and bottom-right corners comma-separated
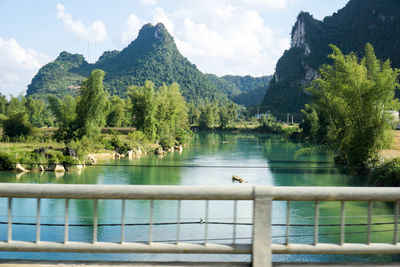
(252, 186, 272, 267)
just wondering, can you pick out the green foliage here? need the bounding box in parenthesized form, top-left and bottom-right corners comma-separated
(262, 1, 400, 118)
(27, 51, 89, 98)
(75, 69, 109, 140)
(128, 81, 157, 141)
(155, 82, 190, 148)
(219, 103, 238, 129)
(187, 101, 200, 125)
(25, 97, 45, 127)
(198, 100, 219, 129)
(106, 95, 128, 127)
(2, 112, 35, 140)
(128, 81, 191, 148)
(0, 152, 15, 170)
(258, 114, 282, 133)
(369, 158, 400, 186)
(0, 114, 7, 126)
(6, 96, 26, 117)
(300, 104, 320, 140)
(127, 130, 148, 147)
(308, 44, 400, 167)
(206, 74, 272, 106)
(48, 95, 77, 141)
(68, 136, 97, 157)
(110, 135, 131, 154)
(0, 94, 6, 115)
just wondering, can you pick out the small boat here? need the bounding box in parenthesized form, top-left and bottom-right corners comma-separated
(232, 175, 248, 183)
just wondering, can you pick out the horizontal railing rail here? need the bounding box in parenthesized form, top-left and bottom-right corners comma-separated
(0, 183, 400, 267)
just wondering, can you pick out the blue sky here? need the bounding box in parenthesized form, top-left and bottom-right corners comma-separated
(0, 0, 349, 96)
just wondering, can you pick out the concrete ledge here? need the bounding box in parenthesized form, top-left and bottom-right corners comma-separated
(0, 260, 250, 267)
(0, 260, 399, 267)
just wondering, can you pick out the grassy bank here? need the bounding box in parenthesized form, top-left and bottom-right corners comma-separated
(0, 127, 185, 172)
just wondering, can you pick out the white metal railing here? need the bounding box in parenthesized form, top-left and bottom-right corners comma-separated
(0, 183, 400, 267)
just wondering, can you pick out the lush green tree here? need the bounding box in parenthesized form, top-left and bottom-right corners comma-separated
(25, 97, 45, 127)
(155, 83, 189, 147)
(0, 94, 7, 126)
(187, 101, 200, 125)
(258, 114, 282, 133)
(128, 81, 157, 140)
(6, 96, 26, 117)
(300, 104, 320, 140)
(198, 99, 218, 129)
(75, 69, 109, 139)
(309, 43, 400, 167)
(48, 95, 77, 140)
(0, 94, 6, 115)
(106, 95, 127, 127)
(219, 102, 238, 129)
(2, 112, 35, 140)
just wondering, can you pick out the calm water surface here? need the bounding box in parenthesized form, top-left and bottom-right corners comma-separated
(0, 133, 398, 262)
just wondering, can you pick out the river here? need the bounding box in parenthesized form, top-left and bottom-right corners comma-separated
(0, 132, 398, 263)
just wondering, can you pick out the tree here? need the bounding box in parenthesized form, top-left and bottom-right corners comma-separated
(75, 69, 109, 139)
(219, 102, 238, 129)
(0, 94, 6, 115)
(128, 81, 157, 141)
(6, 96, 26, 117)
(48, 95, 77, 141)
(309, 43, 400, 167)
(25, 97, 45, 127)
(106, 95, 127, 127)
(155, 83, 189, 147)
(198, 99, 218, 129)
(300, 104, 319, 141)
(2, 112, 35, 140)
(187, 101, 200, 125)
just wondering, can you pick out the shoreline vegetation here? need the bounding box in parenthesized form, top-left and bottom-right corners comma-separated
(296, 44, 400, 185)
(0, 119, 295, 173)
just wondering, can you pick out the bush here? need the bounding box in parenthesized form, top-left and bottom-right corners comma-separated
(110, 135, 131, 154)
(369, 158, 400, 186)
(175, 128, 193, 145)
(69, 136, 96, 157)
(128, 131, 146, 145)
(2, 112, 35, 140)
(0, 152, 15, 170)
(258, 115, 282, 133)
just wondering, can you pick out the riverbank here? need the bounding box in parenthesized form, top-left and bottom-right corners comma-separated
(0, 130, 186, 172)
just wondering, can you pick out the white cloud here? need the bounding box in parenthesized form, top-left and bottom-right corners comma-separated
(212, 5, 236, 20)
(152, 7, 175, 34)
(121, 14, 144, 45)
(56, 4, 106, 42)
(140, 0, 158, 6)
(0, 38, 50, 96)
(166, 4, 290, 76)
(236, 0, 295, 10)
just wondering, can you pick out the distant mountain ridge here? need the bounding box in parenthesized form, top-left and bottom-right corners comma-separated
(27, 23, 271, 105)
(206, 74, 272, 106)
(261, 0, 400, 119)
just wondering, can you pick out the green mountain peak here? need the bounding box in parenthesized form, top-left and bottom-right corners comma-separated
(26, 22, 227, 103)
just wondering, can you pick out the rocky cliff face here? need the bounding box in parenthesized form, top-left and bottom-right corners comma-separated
(261, 0, 400, 120)
(291, 17, 311, 56)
